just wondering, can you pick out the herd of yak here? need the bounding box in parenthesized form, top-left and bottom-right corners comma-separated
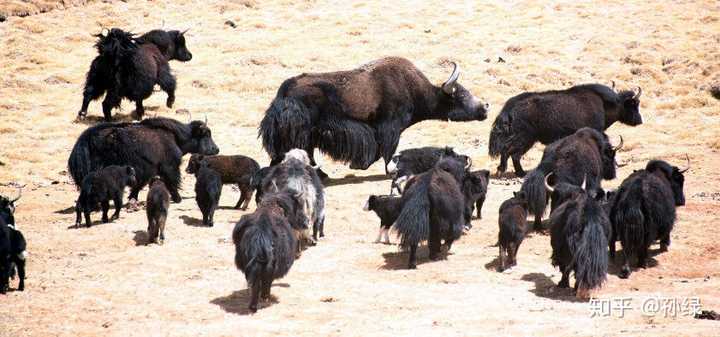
(0, 27, 690, 312)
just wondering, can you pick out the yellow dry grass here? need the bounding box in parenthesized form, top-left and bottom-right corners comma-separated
(1, 1, 720, 336)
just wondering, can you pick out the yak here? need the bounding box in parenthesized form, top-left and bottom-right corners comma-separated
(609, 158, 688, 279)
(75, 165, 137, 227)
(489, 83, 641, 176)
(393, 157, 467, 269)
(1, 188, 26, 294)
(386, 146, 471, 194)
(259, 57, 488, 179)
(186, 154, 260, 210)
(257, 149, 326, 244)
(498, 191, 529, 271)
(232, 191, 308, 312)
(462, 169, 490, 228)
(193, 162, 222, 227)
(77, 28, 184, 121)
(68, 117, 219, 205)
(363, 194, 403, 244)
(547, 181, 611, 299)
(146, 176, 170, 245)
(135, 29, 193, 62)
(520, 127, 622, 231)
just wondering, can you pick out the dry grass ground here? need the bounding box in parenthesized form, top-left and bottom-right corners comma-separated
(1, 1, 719, 336)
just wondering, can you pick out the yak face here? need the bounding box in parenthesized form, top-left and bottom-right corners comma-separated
(363, 195, 376, 211)
(669, 167, 686, 206)
(169, 30, 192, 62)
(443, 83, 488, 122)
(618, 90, 642, 126)
(125, 166, 138, 188)
(549, 182, 585, 213)
(188, 121, 220, 155)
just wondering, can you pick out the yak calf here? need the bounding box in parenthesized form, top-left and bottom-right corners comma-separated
(194, 162, 222, 227)
(186, 154, 260, 210)
(75, 165, 137, 227)
(363, 195, 403, 244)
(1, 189, 26, 294)
(146, 177, 170, 244)
(498, 191, 529, 271)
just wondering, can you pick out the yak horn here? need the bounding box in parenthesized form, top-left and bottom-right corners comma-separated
(181, 28, 191, 35)
(679, 154, 691, 173)
(11, 186, 23, 203)
(581, 175, 587, 191)
(442, 62, 460, 95)
(634, 86, 642, 99)
(187, 111, 193, 122)
(204, 114, 208, 124)
(544, 173, 555, 193)
(613, 135, 624, 151)
(465, 157, 472, 170)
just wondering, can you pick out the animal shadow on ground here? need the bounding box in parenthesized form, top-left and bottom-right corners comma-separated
(180, 215, 205, 227)
(380, 247, 449, 270)
(211, 283, 289, 315)
(132, 230, 149, 246)
(55, 206, 76, 214)
(325, 173, 389, 187)
(520, 272, 585, 303)
(607, 247, 659, 276)
(66, 219, 113, 229)
(73, 112, 137, 125)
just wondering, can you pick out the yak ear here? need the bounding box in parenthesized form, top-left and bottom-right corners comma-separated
(482, 170, 490, 180)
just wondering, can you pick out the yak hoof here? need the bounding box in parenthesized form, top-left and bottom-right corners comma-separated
(408, 264, 417, 269)
(660, 243, 669, 252)
(249, 305, 257, 313)
(166, 96, 175, 108)
(619, 267, 631, 279)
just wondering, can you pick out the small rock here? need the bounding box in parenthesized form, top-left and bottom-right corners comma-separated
(320, 296, 337, 303)
(225, 20, 237, 28)
(497, 56, 506, 63)
(709, 84, 720, 100)
(424, 29, 431, 33)
(695, 310, 720, 320)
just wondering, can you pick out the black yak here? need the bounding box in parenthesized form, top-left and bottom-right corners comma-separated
(609, 158, 688, 279)
(75, 165, 137, 227)
(463, 169, 490, 228)
(386, 146, 471, 194)
(363, 194, 403, 244)
(135, 29, 193, 62)
(186, 154, 260, 210)
(68, 117, 219, 205)
(393, 157, 466, 269)
(250, 166, 272, 206)
(1, 189, 26, 294)
(77, 28, 182, 121)
(257, 149, 326, 244)
(193, 162, 222, 227)
(489, 83, 641, 176)
(259, 57, 488, 179)
(498, 191, 529, 271)
(520, 127, 622, 231)
(146, 176, 170, 244)
(232, 191, 308, 312)
(547, 182, 610, 299)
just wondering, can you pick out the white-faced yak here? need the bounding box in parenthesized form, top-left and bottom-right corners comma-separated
(547, 181, 610, 299)
(520, 127, 622, 231)
(363, 194, 403, 244)
(489, 83, 641, 177)
(78, 28, 191, 121)
(259, 57, 488, 179)
(68, 117, 219, 205)
(393, 157, 467, 269)
(609, 158, 688, 279)
(232, 191, 308, 313)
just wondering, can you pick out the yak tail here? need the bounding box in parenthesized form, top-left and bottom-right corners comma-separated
(315, 114, 378, 170)
(574, 204, 608, 290)
(521, 166, 550, 218)
(68, 133, 93, 188)
(393, 177, 431, 247)
(259, 97, 313, 162)
(236, 225, 274, 287)
(614, 180, 645, 258)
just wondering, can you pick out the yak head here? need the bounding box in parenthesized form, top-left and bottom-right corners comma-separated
(167, 29, 193, 62)
(512, 191, 529, 208)
(617, 87, 642, 126)
(187, 121, 220, 155)
(0, 187, 21, 226)
(124, 166, 138, 188)
(436, 157, 467, 184)
(438, 62, 488, 122)
(601, 135, 624, 180)
(647, 156, 689, 206)
(546, 173, 588, 212)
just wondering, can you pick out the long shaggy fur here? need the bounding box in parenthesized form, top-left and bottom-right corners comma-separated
(259, 97, 314, 163)
(394, 176, 431, 247)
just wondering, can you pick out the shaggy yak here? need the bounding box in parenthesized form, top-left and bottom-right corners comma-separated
(609, 158, 688, 279)
(68, 117, 219, 205)
(193, 161, 222, 227)
(259, 57, 488, 179)
(186, 154, 260, 210)
(146, 176, 170, 244)
(135, 29, 193, 62)
(257, 149, 326, 245)
(75, 165, 137, 227)
(520, 127, 622, 231)
(363, 194, 403, 244)
(1, 189, 26, 294)
(393, 157, 467, 269)
(78, 28, 190, 121)
(463, 169, 490, 228)
(489, 83, 642, 176)
(547, 181, 611, 299)
(497, 191, 529, 271)
(386, 146, 471, 194)
(232, 191, 308, 312)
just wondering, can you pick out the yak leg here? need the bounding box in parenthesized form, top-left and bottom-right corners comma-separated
(261, 280, 272, 300)
(609, 231, 617, 259)
(558, 265, 571, 288)
(249, 281, 261, 313)
(240, 189, 254, 210)
(318, 215, 325, 238)
(374, 226, 384, 243)
(306, 148, 329, 181)
(101, 91, 121, 122)
(533, 214, 543, 232)
(637, 244, 649, 268)
(660, 233, 671, 252)
(158, 213, 167, 243)
(619, 249, 633, 279)
(147, 218, 157, 244)
(497, 152, 509, 174)
(408, 243, 418, 269)
(111, 193, 122, 220)
(208, 205, 216, 227)
(159, 164, 182, 203)
(101, 200, 110, 223)
(428, 226, 441, 261)
(158, 64, 177, 108)
(507, 139, 534, 177)
(476, 197, 485, 219)
(134, 100, 145, 120)
(0, 256, 9, 294)
(14, 257, 25, 291)
(79, 60, 108, 118)
(499, 245, 507, 271)
(84, 208, 93, 227)
(510, 153, 526, 178)
(236, 185, 249, 210)
(383, 227, 390, 244)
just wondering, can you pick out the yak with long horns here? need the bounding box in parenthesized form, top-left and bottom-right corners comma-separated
(258, 57, 488, 179)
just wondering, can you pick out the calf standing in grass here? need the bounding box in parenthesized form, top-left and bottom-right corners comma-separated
(363, 195, 403, 244)
(186, 154, 260, 210)
(146, 177, 170, 244)
(194, 162, 222, 227)
(232, 191, 308, 313)
(75, 165, 137, 227)
(497, 191, 529, 271)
